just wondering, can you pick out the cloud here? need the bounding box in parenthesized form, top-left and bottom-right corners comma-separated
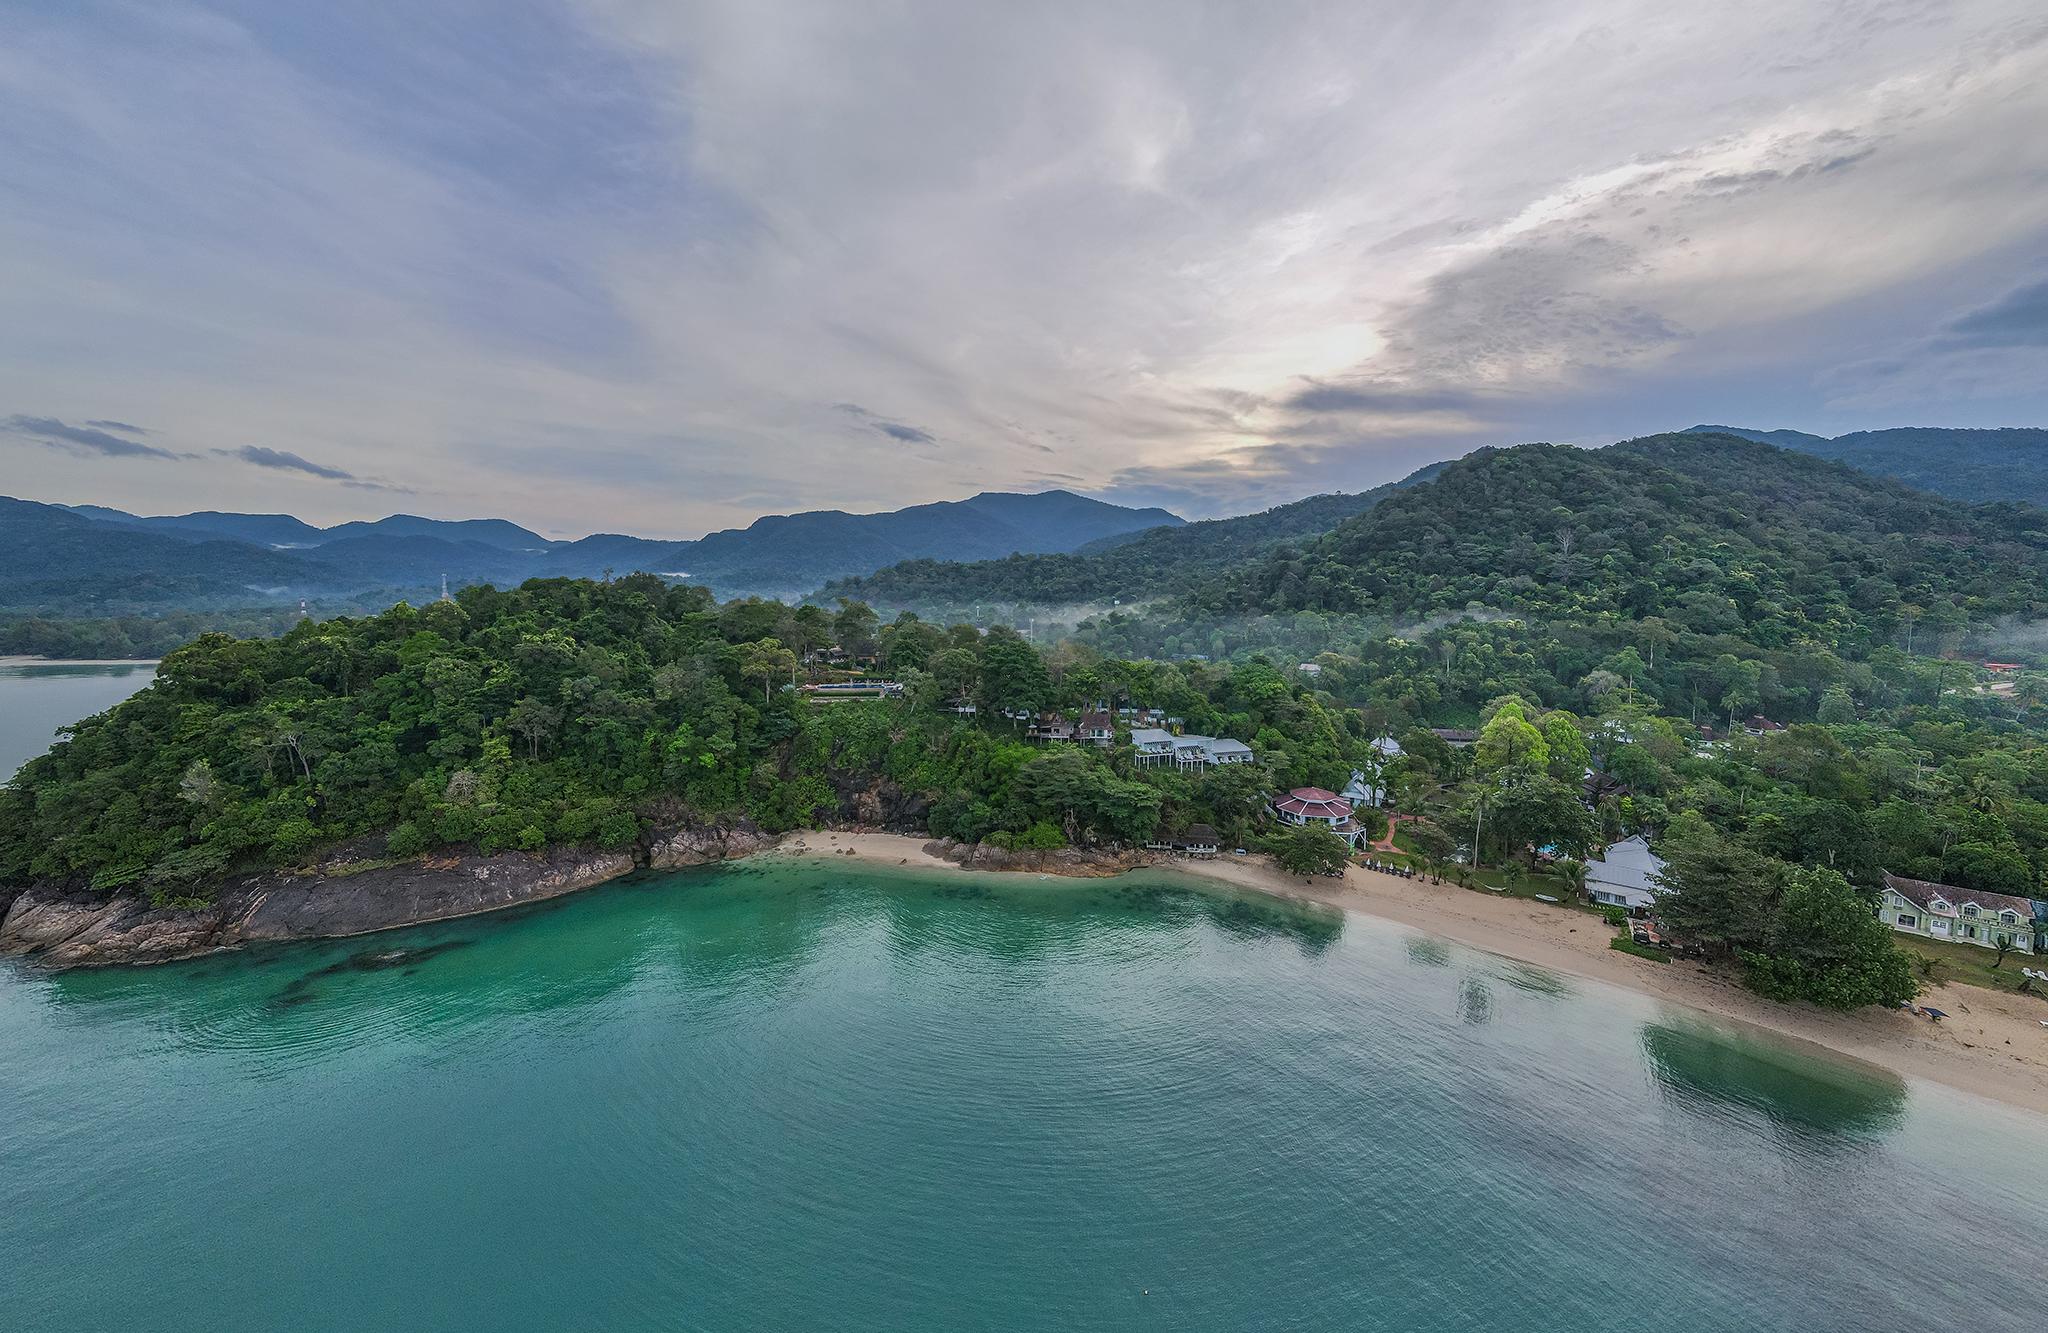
(1938, 275, 2048, 349)
(83, 419, 149, 435)
(215, 443, 413, 492)
(833, 402, 938, 446)
(1823, 272, 2048, 406)
(2, 3, 2047, 535)
(3, 414, 182, 460)
(216, 443, 356, 479)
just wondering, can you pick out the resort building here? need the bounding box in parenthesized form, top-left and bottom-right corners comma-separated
(1429, 727, 1478, 748)
(1148, 823, 1222, 857)
(1130, 727, 1178, 764)
(1586, 834, 1667, 914)
(1879, 873, 2040, 954)
(1342, 736, 1402, 808)
(1027, 712, 1075, 742)
(1272, 788, 1366, 846)
(1076, 711, 1116, 746)
(1173, 735, 1254, 771)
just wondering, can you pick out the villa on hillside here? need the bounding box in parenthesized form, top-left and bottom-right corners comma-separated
(1879, 873, 2040, 954)
(1273, 787, 1366, 846)
(1586, 834, 1667, 914)
(1175, 735, 1254, 770)
(1429, 727, 1478, 747)
(1130, 727, 1178, 764)
(1342, 736, 1402, 808)
(1028, 712, 1077, 742)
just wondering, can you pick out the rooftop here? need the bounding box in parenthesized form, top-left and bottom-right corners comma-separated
(1882, 872, 2039, 918)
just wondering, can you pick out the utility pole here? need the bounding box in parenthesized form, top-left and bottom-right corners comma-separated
(1471, 790, 1486, 870)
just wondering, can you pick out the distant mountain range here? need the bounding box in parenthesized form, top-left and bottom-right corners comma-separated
(1687, 425, 2048, 507)
(820, 462, 1449, 616)
(0, 490, 1181, 616)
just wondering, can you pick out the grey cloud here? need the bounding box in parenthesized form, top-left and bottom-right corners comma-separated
(1938, 276, 2048, 349)
(84, 419, 149, 435)
(1823, 272, 2048, 406)
(1384, 236, 1689, 385)
(833, 402, 937, 446)
(3, 414, 183, 460)
(216, 444, 357, 479)
(216, 443, 413, 493)
(1284, 379, 1492, 416)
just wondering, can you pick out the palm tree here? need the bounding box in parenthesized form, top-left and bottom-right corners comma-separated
(1963, 772, 2005, 817)
(1555, 857, 1588, 901)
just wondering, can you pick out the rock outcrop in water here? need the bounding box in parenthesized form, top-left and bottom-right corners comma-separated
(0, 820, 779, 969)
(922, 837, 1151, 876)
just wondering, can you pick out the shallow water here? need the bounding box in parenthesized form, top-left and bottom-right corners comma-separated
(0, 660, 157, 780)
(4, 861, 2044, 1332)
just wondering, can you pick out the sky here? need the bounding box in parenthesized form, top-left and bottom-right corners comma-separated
(3, 1, 2047, 539)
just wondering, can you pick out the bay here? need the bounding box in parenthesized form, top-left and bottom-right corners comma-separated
(3, 859, 2044, 1331)
(0, 660, 158, 781)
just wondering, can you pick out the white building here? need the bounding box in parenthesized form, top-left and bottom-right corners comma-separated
(1130, 727, 1178, 765)
(1586, 834, 1666, 913)
(1343, 736, 1402, 808)
(1172, 735, 1254, 771)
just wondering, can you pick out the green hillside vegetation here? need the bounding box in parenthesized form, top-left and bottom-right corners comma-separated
(1693, 424, 2048, 508)
(0, 580, 1371, 906)
(816, 469, 1440, 618)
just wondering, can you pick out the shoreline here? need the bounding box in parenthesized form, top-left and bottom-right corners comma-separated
(0, 656, 161, 668)
(775, 831, 2048, 1117)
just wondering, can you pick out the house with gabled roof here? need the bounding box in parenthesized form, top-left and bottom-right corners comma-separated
(1880, 872, 2040, 954)
(1586, 834, 1666, 914)
(1076, 710, 1116, 746)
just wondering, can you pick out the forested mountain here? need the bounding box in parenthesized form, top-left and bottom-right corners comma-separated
(1, 488, 1182, 617)
(817, 465, 1445, 617)
(64, 507, 329, 547)
(1215, 432, 2048, 648)
(0, 497, 323, 611)
(607, 488, 1182, 596)
(1690, 424, 2048, 508)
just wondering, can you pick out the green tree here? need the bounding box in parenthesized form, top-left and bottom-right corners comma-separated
(1267, 824, 1350, 876)
(1476, 701, 1548, 773)
(1740, 866, 1917, 1009)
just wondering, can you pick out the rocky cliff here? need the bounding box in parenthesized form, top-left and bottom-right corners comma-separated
(0, 821, 779, 969)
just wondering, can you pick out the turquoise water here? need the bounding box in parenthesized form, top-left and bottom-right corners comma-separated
(4, 861, 2045, 1332)
(0, 661, 157, 780)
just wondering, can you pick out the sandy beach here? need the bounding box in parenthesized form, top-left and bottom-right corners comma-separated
(776, 830, 2048, 1117)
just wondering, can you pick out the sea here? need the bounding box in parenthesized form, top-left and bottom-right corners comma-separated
(4, 857, 2044, 1332)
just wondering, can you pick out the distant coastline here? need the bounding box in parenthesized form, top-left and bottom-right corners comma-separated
(0, 656, 161, 667)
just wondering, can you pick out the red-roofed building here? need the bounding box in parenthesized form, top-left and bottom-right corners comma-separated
(1272, 788, 1365, 846)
